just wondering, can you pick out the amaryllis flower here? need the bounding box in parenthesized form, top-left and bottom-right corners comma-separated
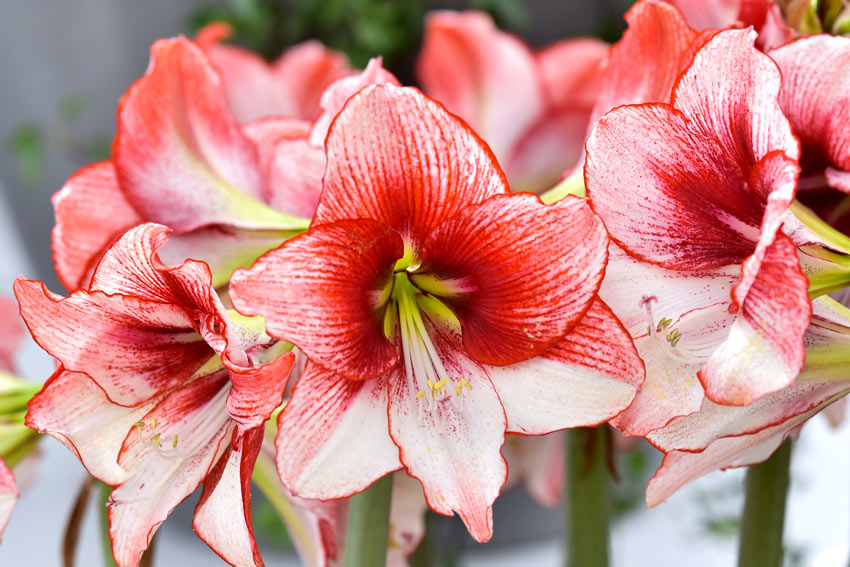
(644, 296, 850, 505)
(229, 84, 643, 541)
(196, 22, 352, 124)
(417, 10, 608, 193)
(770, 35, 850, 233)
(667, 0, 793, 50)
(19, 223, 294, 567)
(52, 35, 317, 291)
(586, 29, 809, 430)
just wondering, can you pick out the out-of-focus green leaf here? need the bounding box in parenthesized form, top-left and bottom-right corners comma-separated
(58, 94, 88, 124)
(8, 125, 45, 189)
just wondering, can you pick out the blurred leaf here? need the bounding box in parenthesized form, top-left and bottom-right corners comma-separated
(252, 498, 294, 550)
(84, 134, 111, 162)
(8, 125, 45, 189)
(58, 94, 88, 124)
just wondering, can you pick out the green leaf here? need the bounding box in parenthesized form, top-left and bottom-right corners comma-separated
(8, 124, 45, 189)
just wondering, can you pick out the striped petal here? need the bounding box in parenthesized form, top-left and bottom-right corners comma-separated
(275, 363, 402, 499)
(50, 162, 142, 290)
(488, 298, 643, 434)
(313, 85, 508, 247)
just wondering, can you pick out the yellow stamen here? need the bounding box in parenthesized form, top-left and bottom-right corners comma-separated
(150, 418, 157, 429)
(456, 378, 472, 396)
(135, 421, 145, 428)
(150, 433, 162, 448)
(172, 435, 179, 449)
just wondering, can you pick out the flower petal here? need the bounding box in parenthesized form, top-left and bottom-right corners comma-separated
(672, 29, 799, 167)
(586, 103, 759, 269)
(645, 400, 828, 507)
(157, 227, 288, 289)
(0, 459, 16, 544)
(421, 194, 607, 365)
(313, 84, 508, 246)
(387, 473, 429, 567)
(309, 57, 401, 147)
(241, 116, 323, 217)
(416, 11, 544, 164)
(15, 277, 212, 406)
(51, 161, 143, 290)
(598, 243, 740, 337)
(114, 37, 299, 233)
(110, 372, 232, 567)
(609, 323, 717, 438)
(230, 219, 402, 380)
(387, 324, 506, 543)
(590, 0, 698, 121)
(667, 0, 738, 30)
(25, 368, 154, 485)
(276, 363, 402, 499)
(193, 427, 264, 567)
(699, 233, 810, 405)
(0, 296, 24, 374)
(771, 35, 850, 176)
(273, 40, 352, 122)
(224, 351, 295, 431)
(488, 298, 643, 434)
(197, 24, 296, 124)
(646, 295, 850, 503)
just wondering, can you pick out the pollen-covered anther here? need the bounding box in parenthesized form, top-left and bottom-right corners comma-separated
(456, 378, 472, 396)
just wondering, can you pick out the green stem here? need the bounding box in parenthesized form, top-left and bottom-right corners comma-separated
(738, 439, 792, 567)
(565, 427, 610, 567)
(99, 482, 118, 567)
(343, 474, 393, 567)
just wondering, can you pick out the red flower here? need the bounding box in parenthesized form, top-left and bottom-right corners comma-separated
(20, 224, 294, 567)
(230, 85, 643, 541)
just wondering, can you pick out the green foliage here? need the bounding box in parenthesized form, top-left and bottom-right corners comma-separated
(9, 125, 45, 189)
(188, 0, 529, 75)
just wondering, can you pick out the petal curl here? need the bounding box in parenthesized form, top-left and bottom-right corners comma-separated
(193, 428, 265, 567)
(699, 234, 810, 405)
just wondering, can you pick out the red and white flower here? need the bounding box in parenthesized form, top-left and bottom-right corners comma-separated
(417, 10, 608, 193)
(667, 0, 793, 50)
(645, 296, 850, 505)
(586, 29, 809, 428)
(20, 224, 294, 567)
(229, 84, 643, 541)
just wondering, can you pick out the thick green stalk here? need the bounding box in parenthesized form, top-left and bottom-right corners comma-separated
(565, 427, 610, 567)
(343, 474, 393, 567)
(738, 439, 792, 567)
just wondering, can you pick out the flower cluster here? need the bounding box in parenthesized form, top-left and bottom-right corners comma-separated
(7, 1, 850, 565)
